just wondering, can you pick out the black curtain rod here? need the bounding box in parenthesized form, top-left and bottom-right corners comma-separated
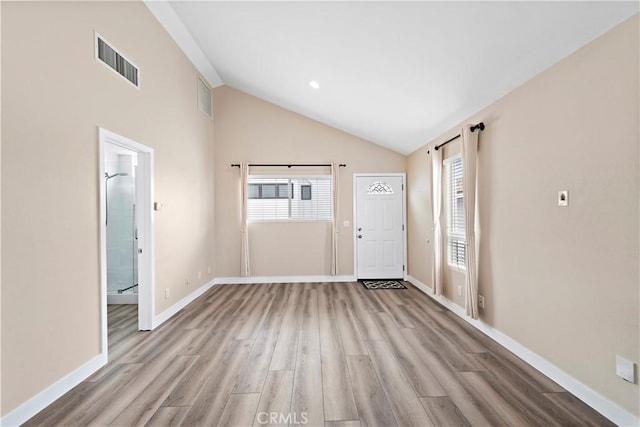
(431, 122, 485, 152)
(231, 163, 346, 168)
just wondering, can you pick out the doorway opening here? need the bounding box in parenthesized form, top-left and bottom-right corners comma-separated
(105, 148, 138, 304)
(99, 128, 155, 359)
(353, 174, 407, 280)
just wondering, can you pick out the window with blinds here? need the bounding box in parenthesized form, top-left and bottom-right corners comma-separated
(446, 156, 466, 269)
(247, 176, 332, 221)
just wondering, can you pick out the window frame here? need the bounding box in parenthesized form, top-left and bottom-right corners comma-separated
(247, 175, 332, 222)
(300, 184, 312, 201)
(248, 182, 292, 200)
(444, 155, 466, 270)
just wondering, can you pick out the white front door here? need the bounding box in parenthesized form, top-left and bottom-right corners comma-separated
(355, 175, 405, 279)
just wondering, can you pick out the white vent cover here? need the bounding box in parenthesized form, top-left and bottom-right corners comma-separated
(197, 77, 212, 118)
(95, 34, 139, 88)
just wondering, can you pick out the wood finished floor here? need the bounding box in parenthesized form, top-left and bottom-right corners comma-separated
(25, 282, 614, 427)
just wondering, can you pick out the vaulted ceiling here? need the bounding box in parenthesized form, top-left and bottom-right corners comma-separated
(147, 1, 638, 155)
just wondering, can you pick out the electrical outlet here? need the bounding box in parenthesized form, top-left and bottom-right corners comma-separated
(616, 355, 636, 383)
(197, 271, 202, 280)
(457, 285, 462, 296)
(478, 295, 485, 309)
(207, 265, 212, 274)
(164, 288, 170, 299)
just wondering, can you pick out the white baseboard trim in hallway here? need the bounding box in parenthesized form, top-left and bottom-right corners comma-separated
(0, 353, 106, 427)
(214, 275, 356, 285)
(7, 276, 635, 427)
(1, 280, 217, 426)
(106, 292, 138, 305)
(406, 275, 639, 427)
(152, 279, 217, 329)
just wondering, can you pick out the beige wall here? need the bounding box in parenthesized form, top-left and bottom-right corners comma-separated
(213, 86, 406, 278)
(2, 0, 637, 421)
(408, 15, 639, 415)
(1, 1, 215, 416)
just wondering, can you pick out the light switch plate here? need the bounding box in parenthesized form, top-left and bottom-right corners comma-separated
(558, 191, 569, 207)
(616, 355, 635, 383)
(343, 220, 350, 228)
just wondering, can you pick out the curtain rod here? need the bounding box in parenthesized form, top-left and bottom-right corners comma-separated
(432, 122, 485, 152)
(231, 163, 346, 168)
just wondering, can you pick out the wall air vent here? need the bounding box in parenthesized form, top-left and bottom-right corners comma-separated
(95, 34, 139, 88)
(197, 76, 213, 119)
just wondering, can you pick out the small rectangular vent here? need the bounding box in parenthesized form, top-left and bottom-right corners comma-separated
(197, 77, 212, 119)
(96, 35, 139, 88)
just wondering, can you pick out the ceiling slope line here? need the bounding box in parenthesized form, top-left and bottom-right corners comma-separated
(143, 0, 223, 88)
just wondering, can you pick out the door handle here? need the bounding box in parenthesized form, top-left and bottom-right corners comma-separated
(357, 227, 362, 231)
(357, 234, 363, 239)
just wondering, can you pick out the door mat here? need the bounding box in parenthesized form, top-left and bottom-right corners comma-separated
(360, 280, 406, 290)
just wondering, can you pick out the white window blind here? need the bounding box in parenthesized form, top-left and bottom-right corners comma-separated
(247, 176, 332, 221)
(446, 156, 465, 268)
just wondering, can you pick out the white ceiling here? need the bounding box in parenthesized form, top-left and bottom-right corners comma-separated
(156, 1, 638, 155)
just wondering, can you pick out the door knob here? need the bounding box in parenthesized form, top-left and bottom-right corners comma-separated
(357, 227, 362, 231)
(357, 234, 363, 239)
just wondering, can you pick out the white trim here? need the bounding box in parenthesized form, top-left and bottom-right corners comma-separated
(0, 353, 106, 427)
(443, 153, 462, 166)
(214, 275, 356, 285)
(107, 293, 138, 305)
(406, 275, 640, 427)
(136, 148, 155, 331)
(11, 275, 636, 426)
(99, 127, 155, 348)
(352, 173, 408, 281)
(406, 274, 433, 296)
(143, 0, 223, 88)
(0, 279, 215, 425)
(152, 279, 217, 329)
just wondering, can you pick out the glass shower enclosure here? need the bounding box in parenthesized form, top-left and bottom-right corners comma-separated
(105, 152, 138, 304)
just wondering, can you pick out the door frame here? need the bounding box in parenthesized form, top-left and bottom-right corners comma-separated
(352, 173, 407, 280)
(99, 127, 155, 355)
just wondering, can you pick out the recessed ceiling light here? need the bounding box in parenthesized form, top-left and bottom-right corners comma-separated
(309, 80, 320, 89)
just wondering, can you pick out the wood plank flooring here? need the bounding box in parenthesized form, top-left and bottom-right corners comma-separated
(24, 282, 614, 427)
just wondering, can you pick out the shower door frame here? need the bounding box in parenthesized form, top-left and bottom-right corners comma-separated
(99, 128, 155, 351)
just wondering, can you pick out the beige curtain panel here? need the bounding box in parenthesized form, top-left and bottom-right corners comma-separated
(330, 162, 340, 275)
(240, 162, 250, 277)
(430, 148, 444, 295)
(461, 125, 480, 319)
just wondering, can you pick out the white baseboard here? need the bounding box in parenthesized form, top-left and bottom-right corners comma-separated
(214, 275, 356, 285)
(152, 279, 216, 329)
(406, 275, 640, 427)
(106, 292, 138, 305)
(0, 353, 106, 427)
(9, 274, 635, 427)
